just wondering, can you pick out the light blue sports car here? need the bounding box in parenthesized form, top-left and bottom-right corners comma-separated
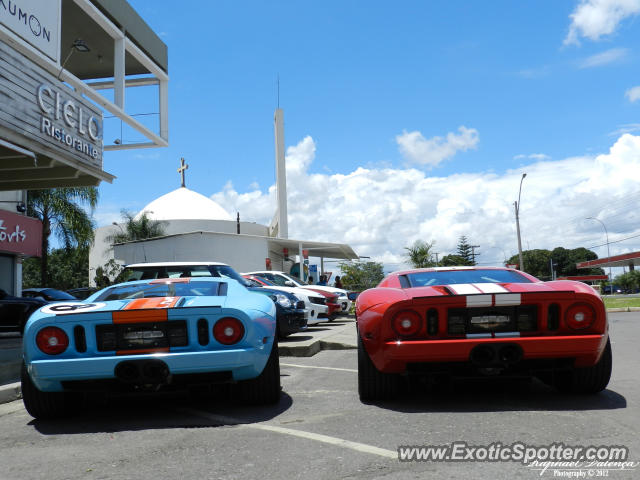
(21, 277, 279, 419)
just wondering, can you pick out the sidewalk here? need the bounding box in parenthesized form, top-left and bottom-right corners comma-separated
(278, 316, 357, 357)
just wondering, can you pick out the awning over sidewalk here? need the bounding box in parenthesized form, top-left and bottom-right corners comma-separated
(267, 237, 359, 261)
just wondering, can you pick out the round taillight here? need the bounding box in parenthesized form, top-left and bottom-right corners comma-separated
(392, 310, 422, 337)
(213, 317, 245, 345)
(565, 303, 595, 330)
(36, 327, 69, 355)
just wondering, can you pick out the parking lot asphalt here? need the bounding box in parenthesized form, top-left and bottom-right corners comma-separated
(0, 312, 637, 480)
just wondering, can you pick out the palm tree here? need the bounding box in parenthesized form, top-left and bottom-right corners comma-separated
(107, 209, 166, 244)
(27, 187, 98, 286)
(404, 240, 437, 268)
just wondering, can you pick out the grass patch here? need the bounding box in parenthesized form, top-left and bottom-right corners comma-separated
(603, 297, 640, 309)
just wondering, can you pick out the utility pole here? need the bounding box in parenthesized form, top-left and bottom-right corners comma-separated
(586, 217, 612, 286)
(471, 245, 480, 265)
(515, 173, 527, 271)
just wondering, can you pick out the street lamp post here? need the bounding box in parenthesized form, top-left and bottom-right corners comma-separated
(586, 217, 613, 285)
(514, 173, 527, 271)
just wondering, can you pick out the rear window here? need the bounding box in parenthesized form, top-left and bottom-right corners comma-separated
(404, 269, 532, 287)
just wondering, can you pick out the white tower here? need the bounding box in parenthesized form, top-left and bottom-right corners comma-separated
(273, 108, 288, 238)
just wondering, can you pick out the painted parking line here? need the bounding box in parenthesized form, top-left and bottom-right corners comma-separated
(280, 363, 357, 373)
(179, 408, 396, 459)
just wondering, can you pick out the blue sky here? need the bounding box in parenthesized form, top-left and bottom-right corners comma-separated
(95, 1, 640, 273)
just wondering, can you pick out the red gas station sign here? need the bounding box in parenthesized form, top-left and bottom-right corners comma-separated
(0, 210, 42, 257)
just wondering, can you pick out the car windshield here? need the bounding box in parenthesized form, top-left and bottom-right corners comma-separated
(123, 265, 249, 286)
(405, 269, 532, 287)
(94, 281, 224, 301)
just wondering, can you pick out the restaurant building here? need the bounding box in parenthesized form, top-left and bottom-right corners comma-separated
(1, 0, 169, 294)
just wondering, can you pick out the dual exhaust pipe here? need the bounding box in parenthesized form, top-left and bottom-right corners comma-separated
(114, 359, 170, 384)
(470, 343, 523, 368)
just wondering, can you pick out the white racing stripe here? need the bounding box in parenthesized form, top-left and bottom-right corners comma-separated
(494, 294, 521, 306)
(448, 283, 481, 295)
(473, 283, 509, 294)
(180, 408, 397, 459)
(466, 295, 492, 307)
(281, 363, 357, 373)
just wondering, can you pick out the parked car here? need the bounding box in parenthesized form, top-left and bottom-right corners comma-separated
(247, 270, 352, 313)
(66, 287, 98, 300)
(122, 262, 245, 283)
(22, 288, 78, 302)
(356, 266, 612, 401)
(248, 286, 307, 338)
(0, 289, 46, 334)
(243, 274, 327, 325)
(21, 277, 280, 419)
(306, 288, 341, 320)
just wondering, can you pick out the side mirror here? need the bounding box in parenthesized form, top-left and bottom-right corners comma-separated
(284, 281, 295, 287)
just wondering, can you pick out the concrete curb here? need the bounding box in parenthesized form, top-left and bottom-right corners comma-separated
(606, 307, 640, 312)
(279, 338, 356, 357)
(0, 382, 21, 405)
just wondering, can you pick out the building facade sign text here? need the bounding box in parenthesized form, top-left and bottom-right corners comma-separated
(0, 210, 42, 257)
(0, 0, 60, 61)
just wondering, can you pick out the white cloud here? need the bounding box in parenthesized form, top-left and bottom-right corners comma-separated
(578, 47, 629, 68)
(625, 86, 640, 102)
(396, 126, 479, 167)
(609, 123, 640, 135)
(565, 0, 640, 45)
(514, 153, 551, 161)
(209, 134, 640, 269)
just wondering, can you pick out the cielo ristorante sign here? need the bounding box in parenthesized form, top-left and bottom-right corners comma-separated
(37, 84, 102, 161)
(0, 40, 104, 171)
(0, 0, 61, 61)
(0, 209, 42, 257)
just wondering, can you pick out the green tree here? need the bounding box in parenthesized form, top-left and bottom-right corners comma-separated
(506, 249, 552, 278)
(440, 254, 469, 266)
(27, 187, 98, 286)
(94, 259, 129, 289)
(506, 247, 603, 279)
(23, 247, 91, 290)
(613, 271, 640, 293)
(107, 209, 166, 244)
(456, 236, 475, 265)
(338, 261, 385, 291)
(404, 240, 437, 268)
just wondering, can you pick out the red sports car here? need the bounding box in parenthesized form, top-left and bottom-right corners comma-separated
(356, 267, 611, 401)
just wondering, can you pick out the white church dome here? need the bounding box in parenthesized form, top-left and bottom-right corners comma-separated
(135, 187, 233, 221)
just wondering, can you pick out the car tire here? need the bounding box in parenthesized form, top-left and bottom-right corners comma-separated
(237, 339, 281, 405)
(21, 363, 71, 419)
(357, 333, 399, 402)
(557, 338, 612, 394)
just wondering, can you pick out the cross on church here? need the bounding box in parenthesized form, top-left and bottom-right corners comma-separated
(177, 158, 189, 187)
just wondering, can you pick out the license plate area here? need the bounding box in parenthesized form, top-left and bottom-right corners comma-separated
(96, 321, 188, 351)
(448, 305, 537, 335)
